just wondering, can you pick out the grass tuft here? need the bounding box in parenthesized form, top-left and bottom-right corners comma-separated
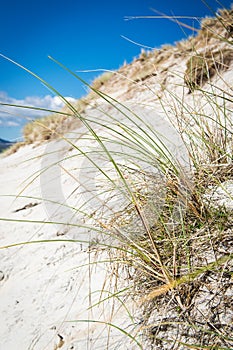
(184, 49, 233, 92)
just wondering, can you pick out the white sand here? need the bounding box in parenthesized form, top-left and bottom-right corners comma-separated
(0, 141, 142, 349)
(0, 51, 232, 349)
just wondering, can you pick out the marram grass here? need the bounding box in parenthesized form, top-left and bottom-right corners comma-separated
(0, 4, 233, 349)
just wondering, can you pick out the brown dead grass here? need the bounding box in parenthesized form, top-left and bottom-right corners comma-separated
(184, 48, 233, 92)
(91, 72, 114, 90)
(2, 141, 27, 156)
(22, 96, 92, 144)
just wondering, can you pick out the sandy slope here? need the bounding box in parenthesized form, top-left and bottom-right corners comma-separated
(0, 41, 233, 349)
(0, 141, 139, 350)
(0, 97, 188, 350)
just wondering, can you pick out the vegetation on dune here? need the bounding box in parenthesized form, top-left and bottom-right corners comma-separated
(22, 97, 91, 144)
(5, 4, 233, 151)
(91, 71, 114, 90)
(1, 4, 233, 350)
(184, 48, 233, 92)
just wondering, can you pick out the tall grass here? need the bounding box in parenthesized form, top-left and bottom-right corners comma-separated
(0, 4, 233, 349)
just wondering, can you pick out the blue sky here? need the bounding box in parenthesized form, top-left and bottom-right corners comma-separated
(0, 0, 232, 141)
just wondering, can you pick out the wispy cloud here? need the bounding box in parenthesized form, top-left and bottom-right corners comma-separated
(5, 120, 20, 127)
(0, 91, 76, 127)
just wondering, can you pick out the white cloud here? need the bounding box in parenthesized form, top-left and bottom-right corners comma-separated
(6, 121, 20, 127)
(0, 91, 76, 127)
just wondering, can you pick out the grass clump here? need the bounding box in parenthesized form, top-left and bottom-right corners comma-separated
(184, 48, 233, 92)
(23, 113, 69, 143)
(134, 9, 233, 348)
(202, 6, 233, 40)
(91, 71, 114, 90)
(22, 97, 91, 144)
(2, 141, 27, 156)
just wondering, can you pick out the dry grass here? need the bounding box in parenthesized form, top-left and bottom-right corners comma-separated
(18, 33, 232, 147)
(23, 113, 73, 143)
(21, 96, 92, 144)
(184, 48, 233, 92)
(2, 141, 27, 156)
(91, 71, 114, 90)
(109, 8, 233, 348)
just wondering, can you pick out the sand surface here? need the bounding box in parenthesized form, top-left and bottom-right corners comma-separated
(0, 97, 187, 350)
(0, 52, 232, 349)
